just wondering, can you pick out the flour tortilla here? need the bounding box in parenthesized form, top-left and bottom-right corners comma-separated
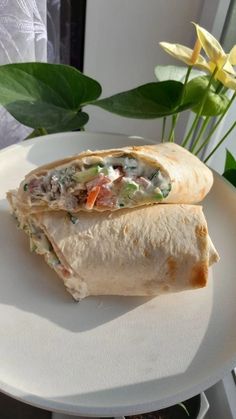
(8, 192, 219, 300)
(15, 142, 213, 213)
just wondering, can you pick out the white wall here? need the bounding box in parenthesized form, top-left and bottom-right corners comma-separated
(83, 0, 205, 141)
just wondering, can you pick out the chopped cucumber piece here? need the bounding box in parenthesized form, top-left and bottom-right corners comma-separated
(121, 182, 139, 197)
(72, 165, 102, 183)
(152, 192, 163, 201)
(161, 184, 171, 198)
(152, 187, 163, 201)
(120, 182, 139, 201)
(101, 167, 109, 175)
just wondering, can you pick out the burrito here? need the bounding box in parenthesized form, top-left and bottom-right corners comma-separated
(15, 143, 213, 213)
(8, 191, 219, 301)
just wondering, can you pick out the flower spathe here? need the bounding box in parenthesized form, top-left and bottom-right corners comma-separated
(193, 23, 236, 76)
(159, 41, 209, 70)
(193, 23, 227, 69)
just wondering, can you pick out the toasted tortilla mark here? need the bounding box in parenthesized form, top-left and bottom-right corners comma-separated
(167, 256, 177, 281)
(133, 238, 139, 245)
(199, 187, 207, 200)
(195, 225, 208, 237)
(144, 278, 159, 290)
(123, 224, 129, 235)
(143, 248, 151, 258)
(190, 263, 208, 288)
(165, 154, 178, 162)
(131, 146, 144, 151)
(162, 284, 170, 292)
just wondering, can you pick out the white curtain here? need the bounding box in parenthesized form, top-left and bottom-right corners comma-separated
(0, 0, 47, 148)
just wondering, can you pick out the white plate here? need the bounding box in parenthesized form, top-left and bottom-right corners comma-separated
(0, 132, 236, 417)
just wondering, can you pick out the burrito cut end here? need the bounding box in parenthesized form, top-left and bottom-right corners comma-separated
(15, 142, 213, 214)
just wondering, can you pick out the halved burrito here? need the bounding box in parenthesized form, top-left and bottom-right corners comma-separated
(8, 191, 219, 301)
(15, 143, 213, 213)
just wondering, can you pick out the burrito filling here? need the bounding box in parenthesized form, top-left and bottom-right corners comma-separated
(23, 156, 171, 211)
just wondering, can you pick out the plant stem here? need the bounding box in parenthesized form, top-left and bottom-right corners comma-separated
(23, 127, 48, 140)
(168, 115, 176, 141)
(195, 92, 236, 155)
(161, 117, 167, 142)
(190, 116, 210, 152)
(168, 66, 192, 142)
(204, 120, 236, 163)
(181, 67, 218, 148)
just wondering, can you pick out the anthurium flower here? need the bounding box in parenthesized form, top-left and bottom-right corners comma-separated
(160, 23, 236, 90)
(194, 23, 236, 76)
(229, 45, 236, 65)
(207, 58, 236, 90)
(194, 23, 228, 70)
(159, 41, 210, 71)
(216, 69, 236, 90)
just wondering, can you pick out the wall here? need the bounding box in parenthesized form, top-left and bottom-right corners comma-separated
(83, 0, 205, 142)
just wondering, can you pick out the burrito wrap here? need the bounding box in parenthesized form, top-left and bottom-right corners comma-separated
(8, 190, 219, 300)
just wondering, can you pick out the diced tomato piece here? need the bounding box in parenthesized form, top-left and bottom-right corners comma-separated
(135, 176, 150, 188)
(28, 178, 41, 193)
(86, 186, 101, 209)
(58, 265, 71, 278)
(86, 174, 110, 191)
(96, 185, 116, 208)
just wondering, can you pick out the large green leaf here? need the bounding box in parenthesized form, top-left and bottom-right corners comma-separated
(155, 65, 204, 82)
(6, 101, 89, 133)
(93, 81, 187, 118)
(0, 62, 101, 131)
(223, 169, 236, 187)
(224, 149, 236, 171)
(185, 76, 229, 116)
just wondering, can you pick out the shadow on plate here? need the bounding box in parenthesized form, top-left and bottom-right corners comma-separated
(0, 201, 152, 333)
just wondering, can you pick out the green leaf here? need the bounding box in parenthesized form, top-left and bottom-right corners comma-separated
(223, 169, 236, 187)
(155, 65, 204, 82)
(0, 62, 101, 131)
(93, 81, 188, 118)
(178, 403, 190, 417)
(6, 101, 89, 133)
(185, 76, 229, 116)
(224, 149, 236, 171)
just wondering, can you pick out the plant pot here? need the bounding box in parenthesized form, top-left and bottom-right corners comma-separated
(114, 392, 209, 419)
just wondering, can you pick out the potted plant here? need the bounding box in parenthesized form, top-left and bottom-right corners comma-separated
(0, 22, 235, 170)
(114, 392, 209, 419)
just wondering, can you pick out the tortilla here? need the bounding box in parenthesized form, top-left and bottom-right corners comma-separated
(8, 191, 219, 300)
(14, 142, 213, 213)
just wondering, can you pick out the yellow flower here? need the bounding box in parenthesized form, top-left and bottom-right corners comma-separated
(193, 23, 236, 74)
(159, 41, 210, 71)
(194, 23, 227, 69)
(159, 22, 236, 90)
(216, 68, 236, 90)
(194, 23, 236, 90)
(229, 45, 236, 65)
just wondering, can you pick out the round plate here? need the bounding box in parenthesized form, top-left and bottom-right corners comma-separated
(0, 132, 235, 417)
